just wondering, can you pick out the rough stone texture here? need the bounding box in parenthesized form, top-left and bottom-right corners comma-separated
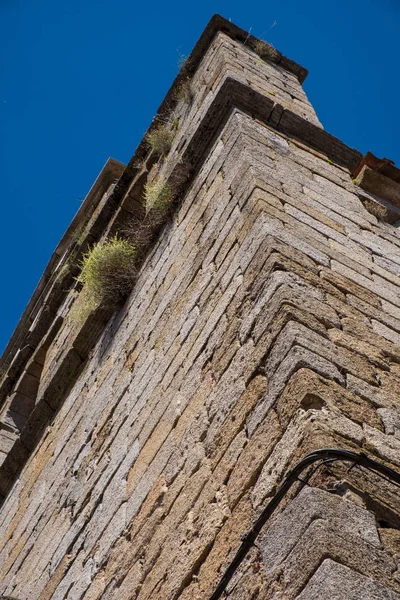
(260, 487, 399, 598)
(296, 559, 400, 600)
(1, 12, 400, 600)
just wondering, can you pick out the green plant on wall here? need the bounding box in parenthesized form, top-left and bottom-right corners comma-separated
(146, 124, 176, 157)
(143, 179, 175, 214)
(77, 235, 137, 310)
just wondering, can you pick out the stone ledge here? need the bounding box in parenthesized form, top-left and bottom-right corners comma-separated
(279, 110, 362, 172)
(356, 165, 400, 208)
(353, 151, 400, 183)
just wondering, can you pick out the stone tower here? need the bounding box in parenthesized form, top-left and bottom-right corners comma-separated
(1, 14, 400, 600)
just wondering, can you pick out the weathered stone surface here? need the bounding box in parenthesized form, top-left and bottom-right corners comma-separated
(260, 487, 381, 572)
(296, 559, 400, 599)
(0, 13, 400, 600)
(263, 518, 398, 598)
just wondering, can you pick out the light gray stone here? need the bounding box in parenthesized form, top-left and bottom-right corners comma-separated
(296, 558, 400, 600)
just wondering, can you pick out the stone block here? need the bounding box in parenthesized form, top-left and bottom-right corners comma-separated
(356, 165, 400, 208)
(275, 368, 382, 431)
(0, 428, 18, 454)
(25, 356, 44, 379)
(72, 306, 112, 359)
(13, 371, 40, 400)
(378, 408, 400, 438)
(260, 487, 381, 574)
(262, 514, 397, 598)
(296, 558, 400, 599)
(0, 440, 30, 498)
(1, 408, 27, 431)
(248, 344, 346, 436)
(7, 391, 36, 418)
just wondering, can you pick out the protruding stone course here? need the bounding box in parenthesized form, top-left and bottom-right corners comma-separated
(0, 12, 400, 600)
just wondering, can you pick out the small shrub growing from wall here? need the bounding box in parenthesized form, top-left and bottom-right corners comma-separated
(122, 210, 166, 251)
(174, 78, 194, 105)
(252, 39, 280, 62)
(146, 124, 176, 157)
(77, 236, 137, 309)
(143, 179, 175, 214)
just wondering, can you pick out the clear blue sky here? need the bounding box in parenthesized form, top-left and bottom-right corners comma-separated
(1, 0, 399, 355)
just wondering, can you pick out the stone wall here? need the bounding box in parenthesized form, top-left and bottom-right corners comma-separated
(1, 14, 400, 600)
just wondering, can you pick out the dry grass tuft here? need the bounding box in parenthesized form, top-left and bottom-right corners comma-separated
(143, 179, 175, 214)
(69, 287, 98, 325)
(252, 39, 280, 62)
(146, 124, 176, 157)
(174, 78, 194, 105)
(77, 235, 137, 309)
(121, 209, 167, 253)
